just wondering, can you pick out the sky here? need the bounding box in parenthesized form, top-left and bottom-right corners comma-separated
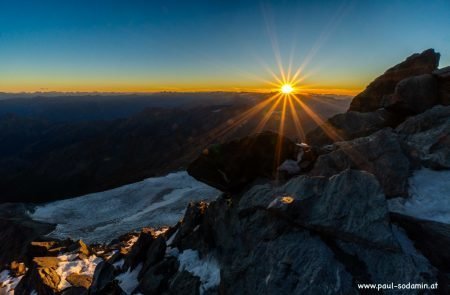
(0, 0, 449, 94)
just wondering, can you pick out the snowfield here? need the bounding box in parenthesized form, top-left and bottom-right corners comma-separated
(388, 168, 450, 224)
(30, 172, 220, 244)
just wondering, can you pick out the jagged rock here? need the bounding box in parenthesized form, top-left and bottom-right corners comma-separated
(138, 256, 179, 294)
(67, 240, 91, 259)
(123, 228, 156, 271)
(309, 129, 410, 198)
(10, 261, 26, 277)
(172, 202, 210, 252)
(221, 231, 355, 295)
(433, 66, 450, 105)
(269, 170, 398, 249)
(187, 131, 297, 192)
(383, 74, 439, 114)
(305, 109, 401, 146)
(396, 105, 450, 168)
(0, 208, 55, 266)
(26, 240, 72, 262)
(168, 271, 201, 295)
(66, 273, 92, 289)
(61, 286, 88, 295)
(16, 257, 60, 295)
(93, 281, 126, 295)
(335, 239, 438, 295)
(391, 213, 450, 273)
(139, 235, 167, 279)
(90, 261, 116, 294)
(349, 49, 440, 112)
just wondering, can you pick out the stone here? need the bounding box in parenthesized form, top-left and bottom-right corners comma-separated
(349, 49, 440, 112)
(89, 261, 116, 294)
(139, 235, 167, 279)
(123, 228, 156, 271)
(187, 131, 297, 192)
(383, 74, 439, 114)
(66, 273, 92, 289)
(138, 257, 179, 294)
(168, 271, 201, 295)
(396, 105, 450, 169)
(305, 109, 401, 146)
(433, 66, 450, 105)
(10, 261, 26, 277)
(275, 170, 397, 249)
(309, 129, 410, 198)
(15, 257, 60, 295)
(391, 213, 450, 273)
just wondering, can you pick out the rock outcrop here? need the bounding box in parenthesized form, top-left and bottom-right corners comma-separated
(349, 48, 440, 112)
(309, 129, 410, 198)
(187, 131, 297, 191)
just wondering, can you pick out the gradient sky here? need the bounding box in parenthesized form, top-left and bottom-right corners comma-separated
(1, 0, 449, 94)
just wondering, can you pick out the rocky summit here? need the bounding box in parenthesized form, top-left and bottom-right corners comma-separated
(1, 49, 450, 295)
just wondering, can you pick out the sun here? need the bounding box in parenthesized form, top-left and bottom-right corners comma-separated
(280, 84, 293, 94)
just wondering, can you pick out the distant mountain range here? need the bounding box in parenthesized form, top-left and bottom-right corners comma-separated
(0, 92, 350, 203)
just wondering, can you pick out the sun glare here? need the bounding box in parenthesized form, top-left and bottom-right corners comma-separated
(281, 84, 293, 94)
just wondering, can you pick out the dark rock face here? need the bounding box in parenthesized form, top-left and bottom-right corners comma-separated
(349, 49, 440, 112)
(383, 74, 439, 114)
(16, 257, 61, 295)
(305, 109, 400, 146)
(391, 213, 450, 273)
(396, 105, 450, 169)
(0, 203, 55, 267)
(309, 129, 410, 198)
(168, 270, 201, 295)
(138, 257, 179, 294)
(433, 66, 450, 105)
(187, 131, 297, 192)
(89, 261, 116, 294)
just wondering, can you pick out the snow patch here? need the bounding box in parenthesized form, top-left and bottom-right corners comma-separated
(177, 249, 220, 294)
(116, 263, 143, 294)
(30, 171, 219, 243)
(388, 169, 450, 224)
(55, 254, 102, 290)
(0, 270, 23, 294)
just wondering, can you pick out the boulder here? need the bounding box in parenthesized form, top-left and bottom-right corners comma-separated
(0, 211, 55, 267)
(67, 240, 91, 259)
(349, 49, 440, 112)
(305, 109, 401, 146)
(309, 129, 410, 198)
(138, 256, 179, 294)
(187, 131, 297, 192)
(220, 231, 355, 295)
(172, 202, 209, 252)
(10, 261, 26, 277)
(123, 228, 156, 271)
(396, 105, 450, 168)
(383, 74, 439, 114)
(391, 213, 450, 273)
(272, 170, 397, 249)
(168, 271, 201, 295)
(66, 273, 92, 289)
(89, 261, 116, 294)
(433, 66, 450, 105)
(139, 235, 167, 279)
(16, 257, 60, 295)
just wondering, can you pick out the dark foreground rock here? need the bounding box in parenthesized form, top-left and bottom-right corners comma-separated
(305, 109, 401, 146)
(187, 131, 297, 191)
(349, 48, 440, 112)
(309, 129, 410, 198)
(396, 105, 450, 169)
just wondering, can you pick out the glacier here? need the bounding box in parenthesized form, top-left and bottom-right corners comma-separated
(29, 172, 220, 244)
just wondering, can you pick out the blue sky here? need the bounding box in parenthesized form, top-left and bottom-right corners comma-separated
(0, 0, 449, 93)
